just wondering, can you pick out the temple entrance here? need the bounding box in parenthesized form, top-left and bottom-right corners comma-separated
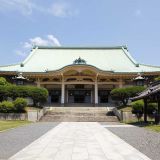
(50, 90, 61, 103)
(68, 90, 91, 103)
(98, 90, 110, 103)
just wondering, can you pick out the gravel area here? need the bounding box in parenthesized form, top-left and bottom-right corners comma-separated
(0, 122, 59, 160)
(106, 126, 160, 160)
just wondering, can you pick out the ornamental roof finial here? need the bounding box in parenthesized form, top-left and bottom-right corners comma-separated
(73, 57, 86, 64)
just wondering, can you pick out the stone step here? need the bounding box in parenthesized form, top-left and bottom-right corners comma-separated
(40, 107, 118, 122)
(47, 107, 109, 112)
(40, 115, 118, 122)
(48, 112, 108, 116)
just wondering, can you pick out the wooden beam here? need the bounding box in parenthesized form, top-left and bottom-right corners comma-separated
(156, 100, 160, 124)
(158, 100, 160, 115)
(144, 99, 148, 123)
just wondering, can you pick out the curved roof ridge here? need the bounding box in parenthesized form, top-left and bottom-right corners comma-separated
(22, 47, 38, 65)
(47, 64, 114, 73)
(121, 47, 139, 66)
(140, 63, 160, 68)
(33, 45, 128, 50)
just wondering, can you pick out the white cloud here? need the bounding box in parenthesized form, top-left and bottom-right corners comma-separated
(16, 35, 61, 57)
(27, 35, 61, 47)
(47, 35, 61, 46)
(0, 0, 78, 17)
(49, 2, 77, 17)
(0, 0, 34, 15)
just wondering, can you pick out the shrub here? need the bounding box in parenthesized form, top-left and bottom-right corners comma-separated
(0, 85, 8, 101)
(111, 86, 145, 106)
(131, 100, 144, 121)
(0, 101, 14, 113)
(13, 98, 27, 113)
(29, 87, 48, 107)
(0, 77, 7, 85)
(131, 100, 144, 114)
(131, 100, 158, 114)
(154, 76, 160, 81)
(0, 84, 48, 107)
(148, 103, 158, 114)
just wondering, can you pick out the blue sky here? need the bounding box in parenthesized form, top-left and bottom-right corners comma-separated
(0, 0, 160, 66)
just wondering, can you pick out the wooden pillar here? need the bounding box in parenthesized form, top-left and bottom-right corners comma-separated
(95, 74, 98, 104)
(158, 101, 160, 115)
(156, 100, 160, 124)
(144, 99, 148, 123)
(36, 78, 41, 87)
(61, 75, 65, 104)
(119, 78, 123, 88)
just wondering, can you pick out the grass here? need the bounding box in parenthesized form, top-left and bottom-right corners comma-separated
(145, 125, 160, 132)
(125, 120, 160, 132)
(118, 105, 132, 112)
(0, 120, 31, 131)
(25, 106, 42, 112)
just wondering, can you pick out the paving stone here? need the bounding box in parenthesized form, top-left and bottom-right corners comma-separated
(9, 122, 151, 160)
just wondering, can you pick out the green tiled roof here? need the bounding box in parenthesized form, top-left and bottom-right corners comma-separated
(0, 46, 160, 73)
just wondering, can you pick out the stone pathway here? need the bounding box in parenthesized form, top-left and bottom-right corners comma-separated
(0, 122, 58, 160)
(9, 122, 151, 160)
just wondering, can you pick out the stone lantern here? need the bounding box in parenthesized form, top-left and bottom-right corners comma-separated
(133, 73, 145, 86)
(13, 72, 27, 85)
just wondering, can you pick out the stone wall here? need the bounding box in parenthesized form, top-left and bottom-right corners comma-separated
(113, 108, 137, 122)
(0, 108, 47, 122)
(0, 113, 27, 120)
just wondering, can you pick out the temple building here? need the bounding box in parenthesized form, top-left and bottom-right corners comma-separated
(0, 46, 160, 105)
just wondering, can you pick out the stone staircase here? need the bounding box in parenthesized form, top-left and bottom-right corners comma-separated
(40, 107, 119, 122)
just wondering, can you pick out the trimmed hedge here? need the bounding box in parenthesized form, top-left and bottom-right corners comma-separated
(0, 77, 8, 86)
(13, 98, 27, 113)
(131, 100, 158, 114)
(131, 100, 144, 114)
(154, 76, 160, 81)
(111, 86, 145, 106)
(0, 85, 48, 106)
(0, 98, 27, 113)
(0, 101, 14, 113)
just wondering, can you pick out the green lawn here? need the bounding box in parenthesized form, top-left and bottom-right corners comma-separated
(0, 120, 31, 131)
(117, 105, 132, 112)
(125, 120, 160, 132)
(145, 125, 160, 132)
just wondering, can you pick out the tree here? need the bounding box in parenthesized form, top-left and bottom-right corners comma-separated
(0, 77, 8, 85)
(0, 85, 8, 101)
(111, 86, 145, 106)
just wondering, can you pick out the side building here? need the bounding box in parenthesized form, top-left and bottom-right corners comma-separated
(0, 46, 160, 105)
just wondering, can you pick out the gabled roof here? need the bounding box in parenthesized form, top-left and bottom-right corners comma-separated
(131, 81, 160, 101)
(0, 46, 160, 73)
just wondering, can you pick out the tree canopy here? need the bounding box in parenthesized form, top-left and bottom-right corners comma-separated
(111, 86, 146, 106)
